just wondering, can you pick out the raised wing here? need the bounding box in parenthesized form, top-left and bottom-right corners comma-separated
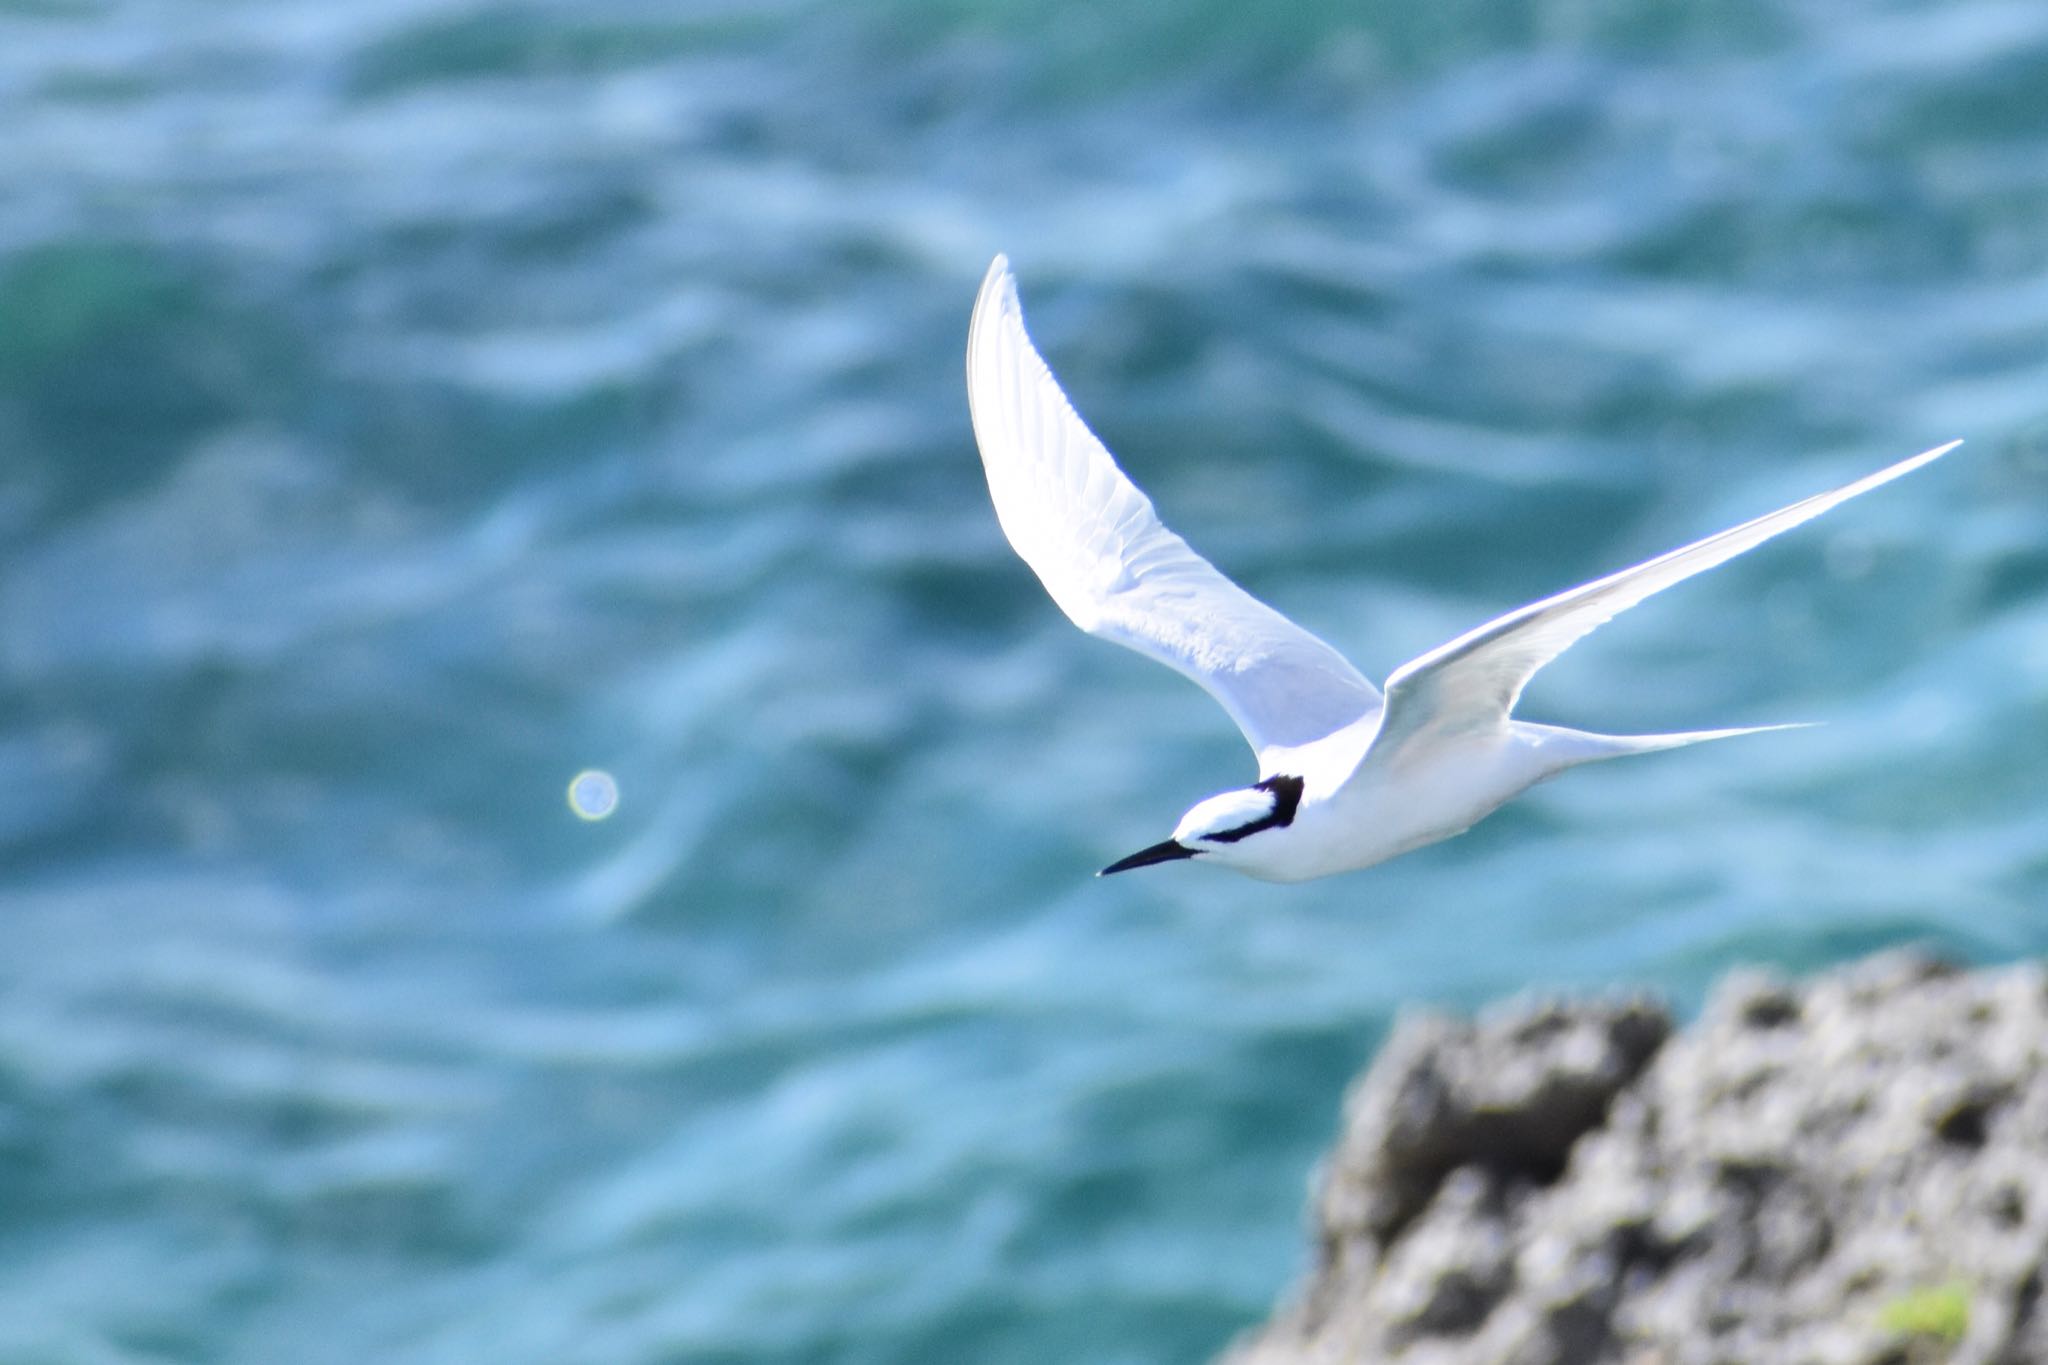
(1365, 440, 1960, 763)
(966, 255, 1381, 758)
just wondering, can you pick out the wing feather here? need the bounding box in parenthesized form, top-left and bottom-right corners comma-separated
(1365, 440, 1960, 762)
(966, 256, 1381, 757)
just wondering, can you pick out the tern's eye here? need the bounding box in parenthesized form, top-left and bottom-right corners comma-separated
(1185, 775, 1305, 844)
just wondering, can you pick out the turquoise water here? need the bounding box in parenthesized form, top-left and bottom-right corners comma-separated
(2, 1, 2046, 1361)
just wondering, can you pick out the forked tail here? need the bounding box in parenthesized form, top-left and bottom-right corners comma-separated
(1547, 721, 1815, 763)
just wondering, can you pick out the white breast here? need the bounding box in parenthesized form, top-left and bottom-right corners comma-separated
(1237, 728, 1556, 881)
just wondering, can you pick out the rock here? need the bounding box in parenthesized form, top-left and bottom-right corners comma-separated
(1224, 951, 2048, 1365)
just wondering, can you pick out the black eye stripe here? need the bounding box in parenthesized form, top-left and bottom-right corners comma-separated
(1206, 775, 1305, 843)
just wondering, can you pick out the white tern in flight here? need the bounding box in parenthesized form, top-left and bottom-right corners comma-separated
(965, 255, 1958, 882)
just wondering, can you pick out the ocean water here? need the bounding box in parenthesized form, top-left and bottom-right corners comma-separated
(1, 1, 2046, 1361)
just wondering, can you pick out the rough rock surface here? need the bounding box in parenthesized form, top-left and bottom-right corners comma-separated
(1224, 952, 2048, 1365)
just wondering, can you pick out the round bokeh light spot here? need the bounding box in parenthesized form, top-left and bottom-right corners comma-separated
(568, 769, 619, 821)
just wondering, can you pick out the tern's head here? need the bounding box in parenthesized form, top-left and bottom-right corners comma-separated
(1099, 775, 1306, 876)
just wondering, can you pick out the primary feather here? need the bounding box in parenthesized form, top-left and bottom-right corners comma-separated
(965, 254, 1382, 756)
(1365, 440, 1962, 765)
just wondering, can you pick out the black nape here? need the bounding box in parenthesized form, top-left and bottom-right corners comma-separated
(1208, 774, 1305, 844)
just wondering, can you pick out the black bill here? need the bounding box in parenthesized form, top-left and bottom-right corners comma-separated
(1098, 839, 1197, 876)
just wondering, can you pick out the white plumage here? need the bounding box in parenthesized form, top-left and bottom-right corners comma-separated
(966, 256, 1382, 757)
(965, 254, 1958, 882)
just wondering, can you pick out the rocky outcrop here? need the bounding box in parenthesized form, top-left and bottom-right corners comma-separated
(1225, 952, 2048, 1365)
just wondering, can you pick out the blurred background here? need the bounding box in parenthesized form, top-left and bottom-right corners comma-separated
(2, 0, 2046, 1361)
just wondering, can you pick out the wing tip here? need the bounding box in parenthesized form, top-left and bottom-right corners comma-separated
(1856, 437, 1962, 495)
(978, 253, 1016, 313)
(969, 253, 1021, 363)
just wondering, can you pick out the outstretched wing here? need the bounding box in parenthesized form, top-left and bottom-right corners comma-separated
(966, 255, 1381, 758)
(1364, 440, 1960, 764)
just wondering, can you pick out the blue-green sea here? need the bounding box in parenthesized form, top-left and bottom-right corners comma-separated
(3, 1, 2047, 1361)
